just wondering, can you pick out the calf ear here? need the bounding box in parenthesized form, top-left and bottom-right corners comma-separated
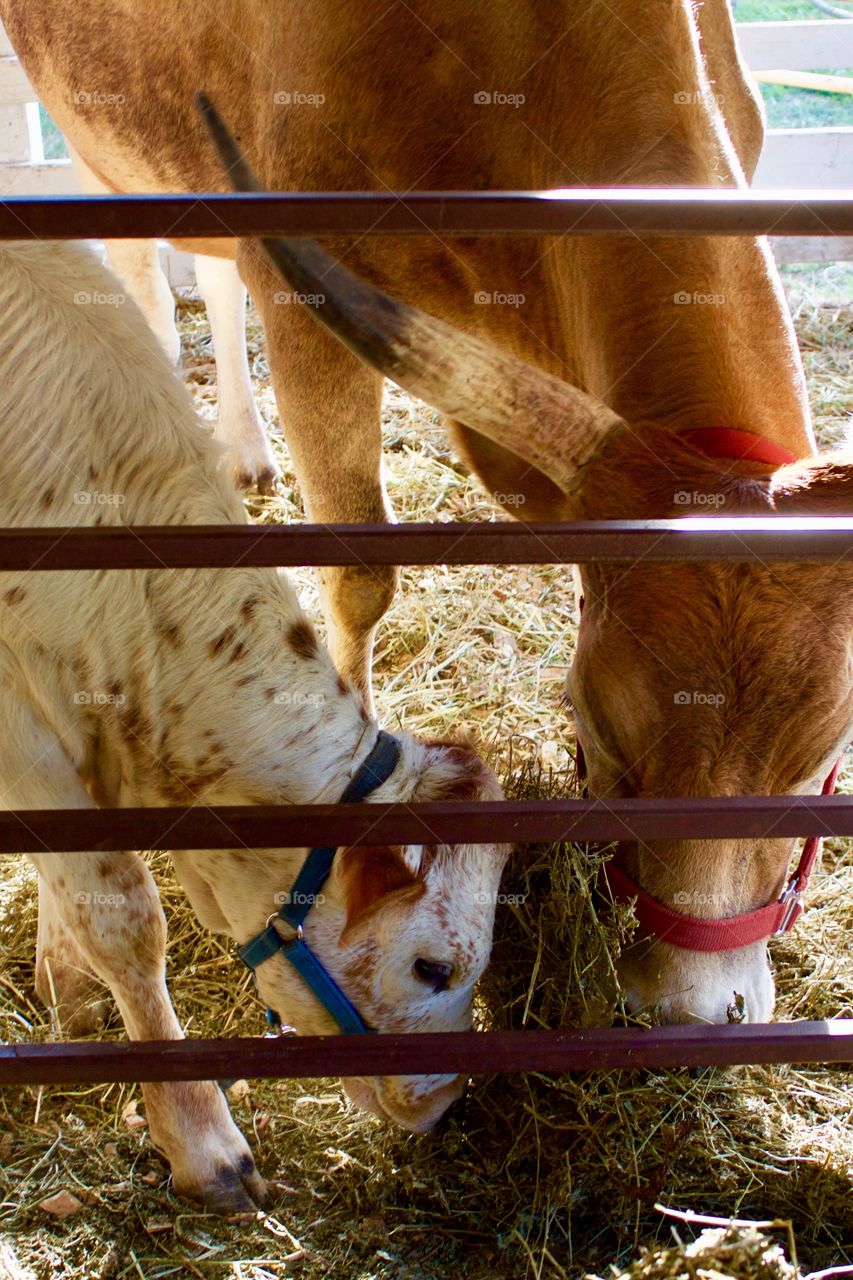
(335, 845, 425, 943)
(420, 738, 504, 802)
(772, 456, 853, 513)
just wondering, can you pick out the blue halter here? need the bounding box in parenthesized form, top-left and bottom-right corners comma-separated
(237, 730, 402, 1035)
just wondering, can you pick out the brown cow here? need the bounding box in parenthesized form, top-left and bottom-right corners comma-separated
(3, 0, 850, 1024)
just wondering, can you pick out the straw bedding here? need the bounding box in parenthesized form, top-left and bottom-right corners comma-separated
(0, 264, 850, 1279)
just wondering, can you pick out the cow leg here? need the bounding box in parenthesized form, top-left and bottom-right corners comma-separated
(239, 247, 396, 702)
(68, 145, 180, 363)
(0, 700, 265, 1212)
(194, 254, 278, 494)
(102, 239, 181, 365)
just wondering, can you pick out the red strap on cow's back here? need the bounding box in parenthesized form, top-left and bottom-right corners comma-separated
(681, 427, 799, 468)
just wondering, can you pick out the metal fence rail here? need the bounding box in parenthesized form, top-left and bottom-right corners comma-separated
(2, 1023, 852, 1086)
(3, 796, 853, 853)
(3, 519, 853, 570)
(0, 190, 851, 239)
(0, 187, 851, 1084)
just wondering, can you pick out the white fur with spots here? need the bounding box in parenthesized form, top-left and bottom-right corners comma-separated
(0, 241, 508, 1213)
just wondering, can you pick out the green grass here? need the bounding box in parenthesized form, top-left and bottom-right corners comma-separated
(736, 0, 837, 19)
(38, 105, 67, 161)
(737, 0, 853, 126)
(783, 259, 853, 303)
(759, 72, 853, 127)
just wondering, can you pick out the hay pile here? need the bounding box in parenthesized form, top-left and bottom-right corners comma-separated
(0, 265, 850, 1279)
(586, 1220, 798, 1280)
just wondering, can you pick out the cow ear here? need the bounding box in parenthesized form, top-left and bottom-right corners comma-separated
(772, 456, 853, 514)
(335, 845, 425, 942)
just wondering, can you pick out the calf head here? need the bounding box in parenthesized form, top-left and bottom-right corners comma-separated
(326, 826, 504, 1131)
(183, 739, 508, 1132)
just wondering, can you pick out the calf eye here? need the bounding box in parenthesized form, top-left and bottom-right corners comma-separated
(413, 959, 453, 993)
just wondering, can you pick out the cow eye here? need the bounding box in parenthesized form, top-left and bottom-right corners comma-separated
(412, 959, 453, 992)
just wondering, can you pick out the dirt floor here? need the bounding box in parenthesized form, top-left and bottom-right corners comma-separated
(0, 261, 850, 1280)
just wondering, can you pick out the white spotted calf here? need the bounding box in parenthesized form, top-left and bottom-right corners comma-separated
(0, 241, 508, 1214)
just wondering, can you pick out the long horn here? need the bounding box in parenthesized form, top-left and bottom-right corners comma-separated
(196, 93, 624, 492)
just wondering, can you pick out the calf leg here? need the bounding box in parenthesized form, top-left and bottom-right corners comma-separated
(32, 849, 265, 1210)
(195, 254, 279, 493)
(72, 150, 274, 490)
(0, 698, 265, 1212)
(30, 849, 266, 1211)
(239, 247, 398, 703)
(35, 876, 111, 1037)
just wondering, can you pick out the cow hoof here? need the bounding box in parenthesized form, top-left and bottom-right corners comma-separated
(176, 1152, 268, 1215)
(235, 463, 279, 495)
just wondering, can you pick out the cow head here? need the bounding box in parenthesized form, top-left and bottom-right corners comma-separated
(199, 101, 853, 1025)
(570, 434, 853, 1022)
(181, 738, 508, 1131)
(238, 256, 853, 1022)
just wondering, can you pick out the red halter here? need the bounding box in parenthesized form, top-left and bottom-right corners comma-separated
(599, 759, 842, 952)
(579, 427, 844, 952)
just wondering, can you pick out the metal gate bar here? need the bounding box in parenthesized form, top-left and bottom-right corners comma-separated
(0, 190, 850, 239)
(0, 184, 850, 1083)
(1, 1022, 851, 1085)
(2, 519, 853, 570)
(2, 795, 853, 852)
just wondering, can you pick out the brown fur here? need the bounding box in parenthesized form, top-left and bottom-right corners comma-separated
(422, 737, 501, 802)
(209, 626, 236, 658)
(0, 0, 806, 702)
(286, 620, 319, 661)
(3, 1, 832, 1023)
(337, 845, 426, 941)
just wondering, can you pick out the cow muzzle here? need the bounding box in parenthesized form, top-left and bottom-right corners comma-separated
(577, 731, 843, 954)
(619, 937, 776, 1024)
